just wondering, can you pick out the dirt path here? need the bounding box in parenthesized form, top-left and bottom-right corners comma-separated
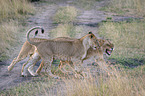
(0, 0, 126, 92)
(0, 2, 59, 91)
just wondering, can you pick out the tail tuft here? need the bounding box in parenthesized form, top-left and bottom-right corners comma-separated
(41, 28, 44, 34)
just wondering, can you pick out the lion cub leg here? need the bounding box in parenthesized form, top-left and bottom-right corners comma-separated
(44, 58, 60, 79)
(59, 61, 74, 74)
(21, 52, 40, 76)
(36, 60, 44, 74)
(28, 56, 41, 76)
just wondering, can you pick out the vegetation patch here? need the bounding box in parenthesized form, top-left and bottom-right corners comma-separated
(50, 23, 82, 38)
(53, 6, 78, 24)
(0, 78, 57, 96)
(0, 0, 35, 60)
(98, 20, 145, 67)
(63, 69, 145, 96)
(0, 0, 34, 22)
(72, 0, 98, 10)
(0, 21, 21, 60)
(101, 0, 145, 17)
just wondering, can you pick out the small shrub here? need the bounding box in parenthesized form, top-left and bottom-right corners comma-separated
(53, 6, 78, 24)
(50, 23, 82, 38)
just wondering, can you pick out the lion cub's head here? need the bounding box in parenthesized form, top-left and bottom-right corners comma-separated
(98, 39, 114, 56)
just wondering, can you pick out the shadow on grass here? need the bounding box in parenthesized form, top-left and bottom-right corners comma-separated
(111, 58, 145, 68)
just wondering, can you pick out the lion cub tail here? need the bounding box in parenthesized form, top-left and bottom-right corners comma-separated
(26, 26, 44, 45)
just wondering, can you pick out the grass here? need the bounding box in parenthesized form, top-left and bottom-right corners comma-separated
(0, 77, 58, 96)
(72, 0, 98, 10)
(63, 67, 145, 96)
(101, 0, 145, 17)
(1, 0, 145, 96)
(0, 20, 20, 60)
(50, 23, 83, 38)
(53, 6, 78, 24)
(0, 0, 34, 60)
(0, 0, 34, 22)
(1, 21, 145, 96)
(98, 20, 145, 67)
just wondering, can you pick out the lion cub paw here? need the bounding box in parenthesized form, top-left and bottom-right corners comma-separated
(21, 72, 28, 77)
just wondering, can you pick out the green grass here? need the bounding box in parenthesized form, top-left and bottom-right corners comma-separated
(101, 0, 145, 17)
(0, 78, 58, 96)
(98, 20, 145, 67)
(53, 6, 78, 24)
(72, 0, 98, 10)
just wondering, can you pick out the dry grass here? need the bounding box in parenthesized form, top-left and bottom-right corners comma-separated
(1, 0, 145, 96)
(0, 20, 20, 60)
(0, 0, 34, 60)
(1, 64, 145, 96)
(102, 0, 145, 17)
(0, 0, 34, 22)
(53, 6, 78, 24)
(50, 23, 82, 38)
(63, 66, 145, 96)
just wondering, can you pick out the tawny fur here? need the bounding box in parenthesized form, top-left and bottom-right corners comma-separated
(25, 26, 99, 78)
(7, 38, 47, 71)
(37, 39, 114, 74)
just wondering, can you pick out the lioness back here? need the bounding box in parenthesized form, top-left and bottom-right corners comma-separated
(37, 40, 85, 59)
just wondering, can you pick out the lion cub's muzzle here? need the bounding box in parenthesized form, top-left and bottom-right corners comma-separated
(106, 48, 114, 56)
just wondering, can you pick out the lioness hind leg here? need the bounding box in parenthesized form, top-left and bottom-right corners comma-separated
(21, 52, 40, 76)
(8, 57, 24, 71)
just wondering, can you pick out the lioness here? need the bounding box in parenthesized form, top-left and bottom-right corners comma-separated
(24, 26, 100, 78)
(7, 37, 75, 75)
(36, 39, 114, 74)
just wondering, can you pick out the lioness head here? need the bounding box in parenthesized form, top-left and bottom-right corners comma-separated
(88, 32, 100, 50)
(98, 39, 114, 56)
